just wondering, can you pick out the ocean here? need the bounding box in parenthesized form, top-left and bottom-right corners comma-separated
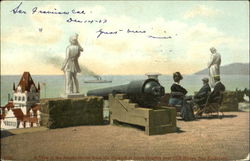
(1, 74, 249, 106)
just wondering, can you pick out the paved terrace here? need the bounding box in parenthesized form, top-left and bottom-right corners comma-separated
(1, 112, 249, 161)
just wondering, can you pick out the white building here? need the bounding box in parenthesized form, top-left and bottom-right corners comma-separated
(0, 72, 41, 130)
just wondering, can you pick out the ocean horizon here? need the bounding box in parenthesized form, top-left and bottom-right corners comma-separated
(1, 74, 249, 106)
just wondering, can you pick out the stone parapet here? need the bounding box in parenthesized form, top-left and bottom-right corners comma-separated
(220, 91, 239, 112)
(40, 96, 103, 129)
(159, 91, 240, 112)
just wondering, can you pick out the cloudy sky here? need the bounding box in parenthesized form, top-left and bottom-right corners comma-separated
(1, 1, 249, 75)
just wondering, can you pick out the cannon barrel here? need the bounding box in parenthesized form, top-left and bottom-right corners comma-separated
(87, 79, 165, 107)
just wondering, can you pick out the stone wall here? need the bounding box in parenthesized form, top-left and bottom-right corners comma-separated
(40, 96, 103, 129)
(220, 91, 239, 112)
(159, 91, 240, 112)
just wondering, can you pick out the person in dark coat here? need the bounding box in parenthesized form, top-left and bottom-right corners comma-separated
(194, 77, 211, 106)
(209, 75, 225, 103)
(169, 72, 194, 121)
(169, 72, 187, 105)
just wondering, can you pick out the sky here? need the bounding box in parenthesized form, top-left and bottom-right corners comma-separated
(1, 1, 249, 75)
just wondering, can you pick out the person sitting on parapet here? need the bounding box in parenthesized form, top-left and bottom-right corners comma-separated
(209, 75, 225, 103)
(169, 72, 195, 121)
(194, 77, 211, 106)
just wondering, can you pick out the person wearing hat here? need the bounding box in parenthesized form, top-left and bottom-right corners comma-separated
(169, 72, 195, 121)
(194, 77, 211, 106)
(61, 33, 83, 94)
(208, 47, 221, 88)
(209, 75, 225, 103)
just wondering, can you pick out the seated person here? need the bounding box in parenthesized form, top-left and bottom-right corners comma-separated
(194, 77, 211, 106)
(169, 72, 187, 106)
(209, 75, 225, 103)
(169, 72, 194, 121)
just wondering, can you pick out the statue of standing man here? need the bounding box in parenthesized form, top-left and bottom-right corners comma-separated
(208, 47, 221, 88)
(61, 34, 83, 94)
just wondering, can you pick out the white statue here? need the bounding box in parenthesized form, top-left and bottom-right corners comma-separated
(208, 47, 221, 88)
(61, 34, 83, 94)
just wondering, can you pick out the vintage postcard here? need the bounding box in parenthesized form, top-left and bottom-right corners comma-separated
(1, 1, 249, 161)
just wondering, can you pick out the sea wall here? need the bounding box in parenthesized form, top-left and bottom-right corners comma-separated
(220, 91, 239, 112)
(40, 96, 103, 129)
(159, 91, 240, 112)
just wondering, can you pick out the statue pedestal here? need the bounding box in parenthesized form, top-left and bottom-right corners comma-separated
(40, 96, 104, 129)
(62, 93, 85, 98)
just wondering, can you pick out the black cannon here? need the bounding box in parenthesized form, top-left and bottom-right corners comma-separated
(87, 79, 165, 107)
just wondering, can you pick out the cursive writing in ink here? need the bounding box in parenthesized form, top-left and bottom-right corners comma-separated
(66, 18, 107, 24)
(66, 18, 83, 23)
(148, 35, 172, 39)
(32, 7, 69, 15)
(127, 29, 146, 34)
(10, 2, 26, 14)
(71, 9, 86, 14)
(96, 29, 122, 38)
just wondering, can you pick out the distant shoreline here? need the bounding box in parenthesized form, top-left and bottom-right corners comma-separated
(194, 62, 249, 75)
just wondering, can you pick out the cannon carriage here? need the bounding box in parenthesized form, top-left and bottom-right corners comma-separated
(87, 79, 177, 135)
